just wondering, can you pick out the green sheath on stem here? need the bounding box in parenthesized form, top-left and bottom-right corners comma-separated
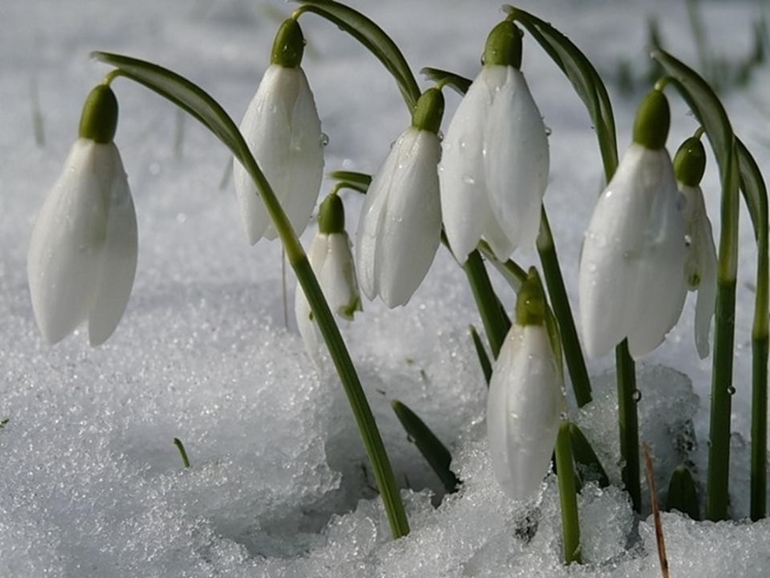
(616, 340, 641, 513)
(556, 421, 582, 565)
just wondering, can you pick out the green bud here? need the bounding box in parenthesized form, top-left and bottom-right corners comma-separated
(318, 193, 345, 234)
(411, 88, 445, 134)
(271, 18, 305, 68)
(632, 90, 670, 150)
(483, 20, 523, 69)
(673, 136, 706, 187)
(515, 267, 546, 326)
(78, 84, 118, 144)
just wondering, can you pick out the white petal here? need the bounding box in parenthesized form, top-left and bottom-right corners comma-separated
(487, 324, 563, 501)
(579, 145, 687, 359)
(87, 145, 138, 346)
(484, 66, 549, 253)
(318, 233, 361, 319)
(439, 69, 496, 263)
(234, 65, 324, 244)
(681, 184, 717, 358)
(358, 128, 442, 308)
(28, 140, 111, 344)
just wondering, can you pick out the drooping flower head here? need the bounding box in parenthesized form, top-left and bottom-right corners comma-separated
(579, 89, 688, 359)
(233, 17, 324, 244)
(295, 192, 361, 359)
(674, 135, 717, 359)
(440, 18, 549, 264)
(356, 88, 444, 308)
(487, 268, 564, 501)
(28, 83, 138, 346)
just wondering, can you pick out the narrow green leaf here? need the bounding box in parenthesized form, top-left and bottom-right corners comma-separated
(292, 0, 420, 110)
(173, 437, 191, 468)
(569, 423, 609, 488)
(470, 325, 493, 385)
(735, 140, 770, 521)
(391, 400, 460, 493)
(666, 465, 700, 520)
(651, 48, 740, 522)
(420, 67, 472, 96)
(509, 6, 618, 180)
(555, 422, 582, 565)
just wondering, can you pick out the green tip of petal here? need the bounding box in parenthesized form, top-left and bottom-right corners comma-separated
(78, 84, 118, 143)
(271, 18, 305, 68)
(632, 89, 670, 150)
(515, 267, 546, 326)
(318, 193, 345, 234)
(483, 20, 523, 69)
(674, 136, 707, 187)
(411, 88, 444, 134)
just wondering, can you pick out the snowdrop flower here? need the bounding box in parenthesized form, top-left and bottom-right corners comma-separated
(356, 88, 444, 308)
(440, 19, 549, 264)
(487, 268, 564, 501)
(579, 90, 688, 359)
(233, 17, 324, 244)
(295, 193, 361, 358)
(674, 136, 717, 359)
(28, 84, 137, 346)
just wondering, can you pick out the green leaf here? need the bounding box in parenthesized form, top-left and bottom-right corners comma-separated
(509, 6, 618, 180)
(470, 325, 493, 385)
(391, 400, 460, 493)
(420, 67, 472, 96)
(292, 0, 420, 110)
(569, 423, 609, 488)
(666, 464, 700, 520)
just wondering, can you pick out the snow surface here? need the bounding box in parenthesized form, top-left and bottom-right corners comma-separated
(2, 0, 770, 576)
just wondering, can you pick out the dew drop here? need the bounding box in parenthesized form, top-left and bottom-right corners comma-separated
(632, 389, 642, 402)
(320, 133, 329, 147)
(544, 126, 552, 137)
(462, 174, 476, 185)
(728, 386, 736, 395)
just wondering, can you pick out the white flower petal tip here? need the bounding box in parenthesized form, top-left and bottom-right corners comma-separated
(355, 127, 442, 308)
(233, 64, 324, 244)
(295, 231, 361, 361)
(27, 139, 138, 346)
(486, 324, 563, 501)
(578, 144, 688, 360)
(680, 183, 717, 359)
(439, 65, 549, 264)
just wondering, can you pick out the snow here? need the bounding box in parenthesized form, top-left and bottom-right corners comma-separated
(2, 0, 769, 576)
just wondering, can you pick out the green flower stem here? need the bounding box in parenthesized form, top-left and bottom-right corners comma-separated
(536, 209, 592, 407)
(616, 340, 641, 513)
(461, 249, 511, 359)
(173, 437, 191, 468)
(555, 421, 582, 565)
(706, 279, 737, 521)
(91, 52, 409, 539)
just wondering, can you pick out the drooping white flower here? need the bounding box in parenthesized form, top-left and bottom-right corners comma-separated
(356, 89, 444, 308)
(233, 18, 324, 244)
(674, 136, 717, 359)
(295, 194, 361, 359)
(440, 20, 549, 264)
(579, 90, 688, 359)
(28, 85, 137, 346)
(487, 268, 564, 501)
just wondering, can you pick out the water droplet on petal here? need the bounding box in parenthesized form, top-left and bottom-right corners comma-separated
(462, 174, 475, 185)
(320, 133, 329, 147)
(544, 126, 552, 137)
